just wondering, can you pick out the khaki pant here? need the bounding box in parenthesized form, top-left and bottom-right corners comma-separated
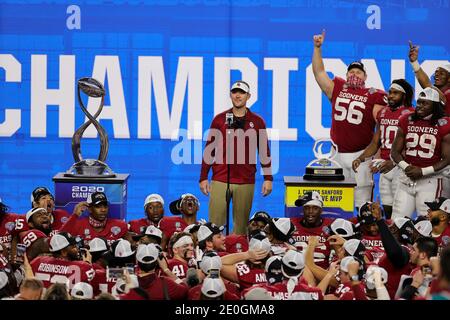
(209, 180, 255, 235)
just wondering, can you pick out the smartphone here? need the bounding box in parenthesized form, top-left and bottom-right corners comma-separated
(209, 269, 220, 279)
(107, 267, 124, 281)
(16, 244, 27, 257)
(422, 266, 432, 276)
(125, 263, 135, 275)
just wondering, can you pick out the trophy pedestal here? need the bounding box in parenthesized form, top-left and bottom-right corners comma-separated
(283, 176, 356, 219)
(52, 173, 129, 220)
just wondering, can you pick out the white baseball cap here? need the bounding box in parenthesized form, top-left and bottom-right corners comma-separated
(438, 64, 450, 73)
(25, 207, 48, 223)
(144, 194, 164, 209)
(330, 219, 355, 239)
(281, 250, 305, 274)
(71, 282, 94, 300)
(88, 238, 108, 253)
(343, 239, 366, 257)
(365, 265, 388, 290)
(230, 81, 250, 93)
(201, 277, 225, 298)
(200, 251, 222, 275)
(144, 225, 163, 240)
(414, 220, 433, 237)
(113, 240, 134, 258)
(418, 87, 440, 103)
(340, 256, 357, 273)
(136, 243, 159, 264)
(248, 234, 272, 253)
(49, 232, 77, 252)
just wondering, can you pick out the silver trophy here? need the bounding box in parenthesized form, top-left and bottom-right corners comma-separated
(64, 78, 115, 178)
(303, 139, 344, 181)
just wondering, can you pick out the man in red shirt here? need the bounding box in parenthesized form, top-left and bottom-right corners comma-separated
(425, 197, 450, 252)
(391, 87, 450, 218)
(312, 30, 387, 210)
(409, 41, 450, 116)
(30, 232, 95, 289)
(199, 80, 273, 234)
(167, 232, 194, 279)
(357, 202, 385, 264)
(0, 198, 26, 258)
(128, 193, 164, 234)
(30, 187, 70, 231)
(352, 80, 415, 218)
(59, 192, 128, 246)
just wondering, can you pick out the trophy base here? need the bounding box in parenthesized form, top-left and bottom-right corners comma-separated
(303, 167, 345, 181)
(64, 159, 116, 178)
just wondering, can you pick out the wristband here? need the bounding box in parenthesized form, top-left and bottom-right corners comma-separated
(398, 161, 409, 170)
(421, 166, 435, 176)
(410, 60, 420, 72)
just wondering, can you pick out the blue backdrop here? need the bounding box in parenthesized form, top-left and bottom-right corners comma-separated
(0, 0, 449, 226)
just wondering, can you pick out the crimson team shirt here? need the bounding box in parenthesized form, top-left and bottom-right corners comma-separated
(17, 209, 70, 234)
(361, 234, 385, 264)
(136, 273, 188, 300)
(398, 114, 450, 167)
(235, 262, 266, 291)
(167, 258, 188, 279)
(290, 217, 334, 269)
(59, 215, 128, 245)
(128, 218, 160, 234)
(330, 77, 387, 153)
(377, 106, 414, 160)
(30, 255, 95, 289)
(188, 283, 240, 300)
(225, 234, 248, 254)
(91, 268, 119, 295)
(443, 87, 450, 116)
(432, 224, 450, 252)
(333, 281, 367, 300)
(0, 213, 26, 250)
(159, 216, 188, 241)
(378, 248, 413, 299)
(264, 280, 324, 300)
(199, 108, 273, 184)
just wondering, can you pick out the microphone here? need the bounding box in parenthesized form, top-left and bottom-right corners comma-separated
(225, 113, 234, 128)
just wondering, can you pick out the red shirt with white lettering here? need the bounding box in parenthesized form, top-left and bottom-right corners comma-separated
(290, 217, 334, 269)
(377, 106, 414, 160)
(0, 213, 26, 250)
(361, 234, 385, 264)
(30, 255, 95, 289)
(264, 280, 324, 300)
(398, 114, 450, 167)
(330, 77, 387, 153)
(167, 258, 188, 279)
(235, 262, 266, 291)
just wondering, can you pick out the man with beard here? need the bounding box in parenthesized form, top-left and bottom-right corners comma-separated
(290, 191, 333, 269)
(0, 197, 26, 259)
(312, 30, 387, 210)
(19, 207, 56, 260)
(128, 194, 164, 234)
(391, 87, 450, 218)
(160, 193, 200, 250)
(30, 232, 95, 289)
(409, 41, 450, 115)
(352, 80, 415, 218)
(60, 192, 128, 246)
(29, 187, 70, 231)
(167, 232, 194, 279)
(425, 197, 450, 251)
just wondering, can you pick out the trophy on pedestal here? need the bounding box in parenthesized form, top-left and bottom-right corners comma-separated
(303, 138, 344, 181)
(65, 78, 115, 178)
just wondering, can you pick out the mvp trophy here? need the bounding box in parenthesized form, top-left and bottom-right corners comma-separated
(52, 78, 129, 219)
(303, 138, 344, 181)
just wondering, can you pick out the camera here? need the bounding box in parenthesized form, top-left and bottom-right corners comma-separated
(107, 267, 125, 280)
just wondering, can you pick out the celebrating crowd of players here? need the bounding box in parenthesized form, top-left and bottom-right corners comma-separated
(0, 32, 449, 300)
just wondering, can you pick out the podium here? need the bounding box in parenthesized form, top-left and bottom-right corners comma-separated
(52, 173, 129, 220)
(284, 176, 356, 219)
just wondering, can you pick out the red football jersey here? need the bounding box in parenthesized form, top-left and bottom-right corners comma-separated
(290, 217, 334, 269)
(0, 213, 26, 250)
(432, 224, 450, 253)
(128, 218, 160, 234)
(444, 87, 450, 116)
(264, 280, 324, 300)
(225, 234, 248, 254)
(167, 258, 188, 279)
(91, 268, 119, 295)
(30, 255, 95, 289)
(377, 106, 414, 160)
(235, 262, 266, 291)
(330, 77, 387, 153)
(51, 209, 71, 231)
(333, 281, 367, 300)
(159, 216, 188, 241)
(398, 114, 450, 167)
(361, 234, 385, 264)
(19, 229, 49, 256)
(59, 215, 127, 246)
